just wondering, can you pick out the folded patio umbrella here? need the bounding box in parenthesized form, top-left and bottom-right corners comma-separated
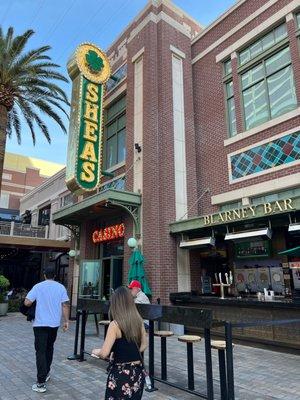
(128, 249, 152, 296)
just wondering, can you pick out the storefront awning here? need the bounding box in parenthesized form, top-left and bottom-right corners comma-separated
(52, 189, 141, 233)
(180, 237, 215, 248)
(225, 227, 272, 241)
(278, 246, 300, 256)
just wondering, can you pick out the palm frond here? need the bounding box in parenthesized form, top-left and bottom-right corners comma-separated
(9, 29, 34, 59)
(1, 27, 69, 144)
(12, 107, 21, 144)
(33, 99, 67, 133)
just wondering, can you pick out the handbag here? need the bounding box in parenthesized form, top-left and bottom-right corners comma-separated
(19, 300, 36, 321)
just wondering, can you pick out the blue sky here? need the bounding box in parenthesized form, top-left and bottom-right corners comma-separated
(1, 0, 235, 165)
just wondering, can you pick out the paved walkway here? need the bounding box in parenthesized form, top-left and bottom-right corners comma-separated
(0, 314, 299, 400)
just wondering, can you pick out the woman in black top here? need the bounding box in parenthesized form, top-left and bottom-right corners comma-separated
(92, 286, 147, 399)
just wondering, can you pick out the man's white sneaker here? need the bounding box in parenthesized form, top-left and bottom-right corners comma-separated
(32, 383, 46, 393)
(45, 373, 50, 382)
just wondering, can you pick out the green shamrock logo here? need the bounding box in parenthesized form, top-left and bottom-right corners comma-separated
(86, 50, 104, 73)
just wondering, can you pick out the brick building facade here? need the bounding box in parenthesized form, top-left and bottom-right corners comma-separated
(53, 0, 300, 307)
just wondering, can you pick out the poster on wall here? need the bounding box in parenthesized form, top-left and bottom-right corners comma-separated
(234, 269, 246, 292)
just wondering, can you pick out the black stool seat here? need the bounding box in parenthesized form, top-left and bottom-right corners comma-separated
(154, 330, 174, 337)
(178, 335, 201, 390)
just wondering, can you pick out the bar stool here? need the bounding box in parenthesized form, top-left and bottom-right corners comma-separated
(211, 340, 235, 400)
(178, 335, 201, 390)
(99, 320, 110, 339)
(154, 330, 174, 380)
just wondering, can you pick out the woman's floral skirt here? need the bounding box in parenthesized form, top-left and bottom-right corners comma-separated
(105, 363, 145, 399)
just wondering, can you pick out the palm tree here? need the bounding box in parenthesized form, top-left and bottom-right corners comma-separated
(0, 27, 69, 192)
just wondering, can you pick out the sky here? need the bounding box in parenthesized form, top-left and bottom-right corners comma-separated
(1, 0, 236, 165)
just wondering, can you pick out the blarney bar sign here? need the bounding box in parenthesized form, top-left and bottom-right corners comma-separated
(66, 43, 111, 194)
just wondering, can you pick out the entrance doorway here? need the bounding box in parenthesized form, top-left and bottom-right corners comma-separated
(101, 256, 123, 299)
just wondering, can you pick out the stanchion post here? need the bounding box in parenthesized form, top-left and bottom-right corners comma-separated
(79, 310, 87, 362)
(225, 322, 235, 400)
(204, 328, 214, 400)
(67, 310, 81, 360)
(145, 318, 158, 392)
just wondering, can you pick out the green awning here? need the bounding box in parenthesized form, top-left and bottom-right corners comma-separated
(278, 246, 300, 256)
(52, 189, 141, 232)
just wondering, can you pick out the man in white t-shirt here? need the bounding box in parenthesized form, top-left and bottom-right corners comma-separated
(25, 265, 69, 393)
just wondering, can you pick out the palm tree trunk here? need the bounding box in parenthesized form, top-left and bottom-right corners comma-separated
(0, 105, 8, 195)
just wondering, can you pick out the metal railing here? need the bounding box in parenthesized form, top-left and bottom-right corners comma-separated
(0, 221, 49, 239)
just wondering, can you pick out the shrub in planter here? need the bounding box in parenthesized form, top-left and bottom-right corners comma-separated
(0, 275, 10, 316)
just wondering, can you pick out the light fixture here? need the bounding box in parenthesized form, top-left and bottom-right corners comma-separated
(134, 143, 142, 153)
(225, 227, 272, 241)
(180, 237, 216, 248)
(68, 249, 80, 257)
(288, 223, 300, 232)
(127, 237, 137, 248)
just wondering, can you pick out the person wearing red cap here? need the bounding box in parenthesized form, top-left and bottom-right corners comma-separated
(128, 280, 150, 305)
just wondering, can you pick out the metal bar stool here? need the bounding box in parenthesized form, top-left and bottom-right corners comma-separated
(178, 335, 201, 391)
(99, 320, 110, 339)
(211, 340, 235, 400)
(154, 330, 174, 380)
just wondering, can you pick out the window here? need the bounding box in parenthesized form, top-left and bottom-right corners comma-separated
(104, 97, 126, 169)
(224, 59, 232, 76)
(106, 64, 127, 93)
(0, 193, 9, 208)
(241, 46, 297, 130)
(239, 24, 288, 65)
(60, 193, 73, 208)
(226, 81, 237, 136)
(2, 173, 12, 180)
(296, 13, 300, 29)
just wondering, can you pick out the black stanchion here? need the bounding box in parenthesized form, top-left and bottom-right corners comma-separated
(67, 310, 81, 360)
(145, 319, 158, 392)
(161, 336, 167, 380)
(187, 342, 195, 391)
(204, 328, 214, 400)
(225, 322, 235, 400)
(79, 310, 87, 362)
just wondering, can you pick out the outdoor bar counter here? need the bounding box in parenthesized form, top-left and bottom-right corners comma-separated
(170, 292, 300, 350)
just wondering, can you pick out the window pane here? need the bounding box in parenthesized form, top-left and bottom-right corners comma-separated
(226, 81, 234, 98)
(262, 32, 275, 51)
(274, 23, 287, 42)
(265, 47, 291, 75)
(240, 48, 250, 65)
(224, 59, 232, 75)
(117, 113, 126, 130)
(227, 97, 237, 136)
(106, 121, 116, 139)
(297, 14, 300, 28)
(106, 135, 117, 169)
(241, 63, 264, 88)
(250, 40, 263, 59)
(243, 81, 269, 130)
(267, 65, 297, 119)
(117, 129, 126, 163)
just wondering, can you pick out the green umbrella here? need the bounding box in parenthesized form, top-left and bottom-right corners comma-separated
(128, 249, 152, 296)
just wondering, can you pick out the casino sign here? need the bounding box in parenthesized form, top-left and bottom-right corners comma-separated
(65, 43, 111, 194)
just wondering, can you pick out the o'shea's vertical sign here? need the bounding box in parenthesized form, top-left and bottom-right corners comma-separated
(66, 43, 111, 194)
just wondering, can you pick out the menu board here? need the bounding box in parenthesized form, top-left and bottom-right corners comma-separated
(202, 276, 212, 294)
(235, 240, 270, 259)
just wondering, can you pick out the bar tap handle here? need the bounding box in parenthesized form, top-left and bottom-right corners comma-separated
(219, 272, 223, 284)
(225, 273, 229, 285)
(215, 273, 218, 283)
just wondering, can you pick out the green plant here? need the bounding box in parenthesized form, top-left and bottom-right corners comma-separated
(0, 275, 9, 303)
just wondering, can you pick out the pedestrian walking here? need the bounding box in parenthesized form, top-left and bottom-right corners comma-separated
(92, 286, 148, 399)
(24, 265, 70, 393)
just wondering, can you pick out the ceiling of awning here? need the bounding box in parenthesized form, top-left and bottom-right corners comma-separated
(52, 189, 141, 230)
